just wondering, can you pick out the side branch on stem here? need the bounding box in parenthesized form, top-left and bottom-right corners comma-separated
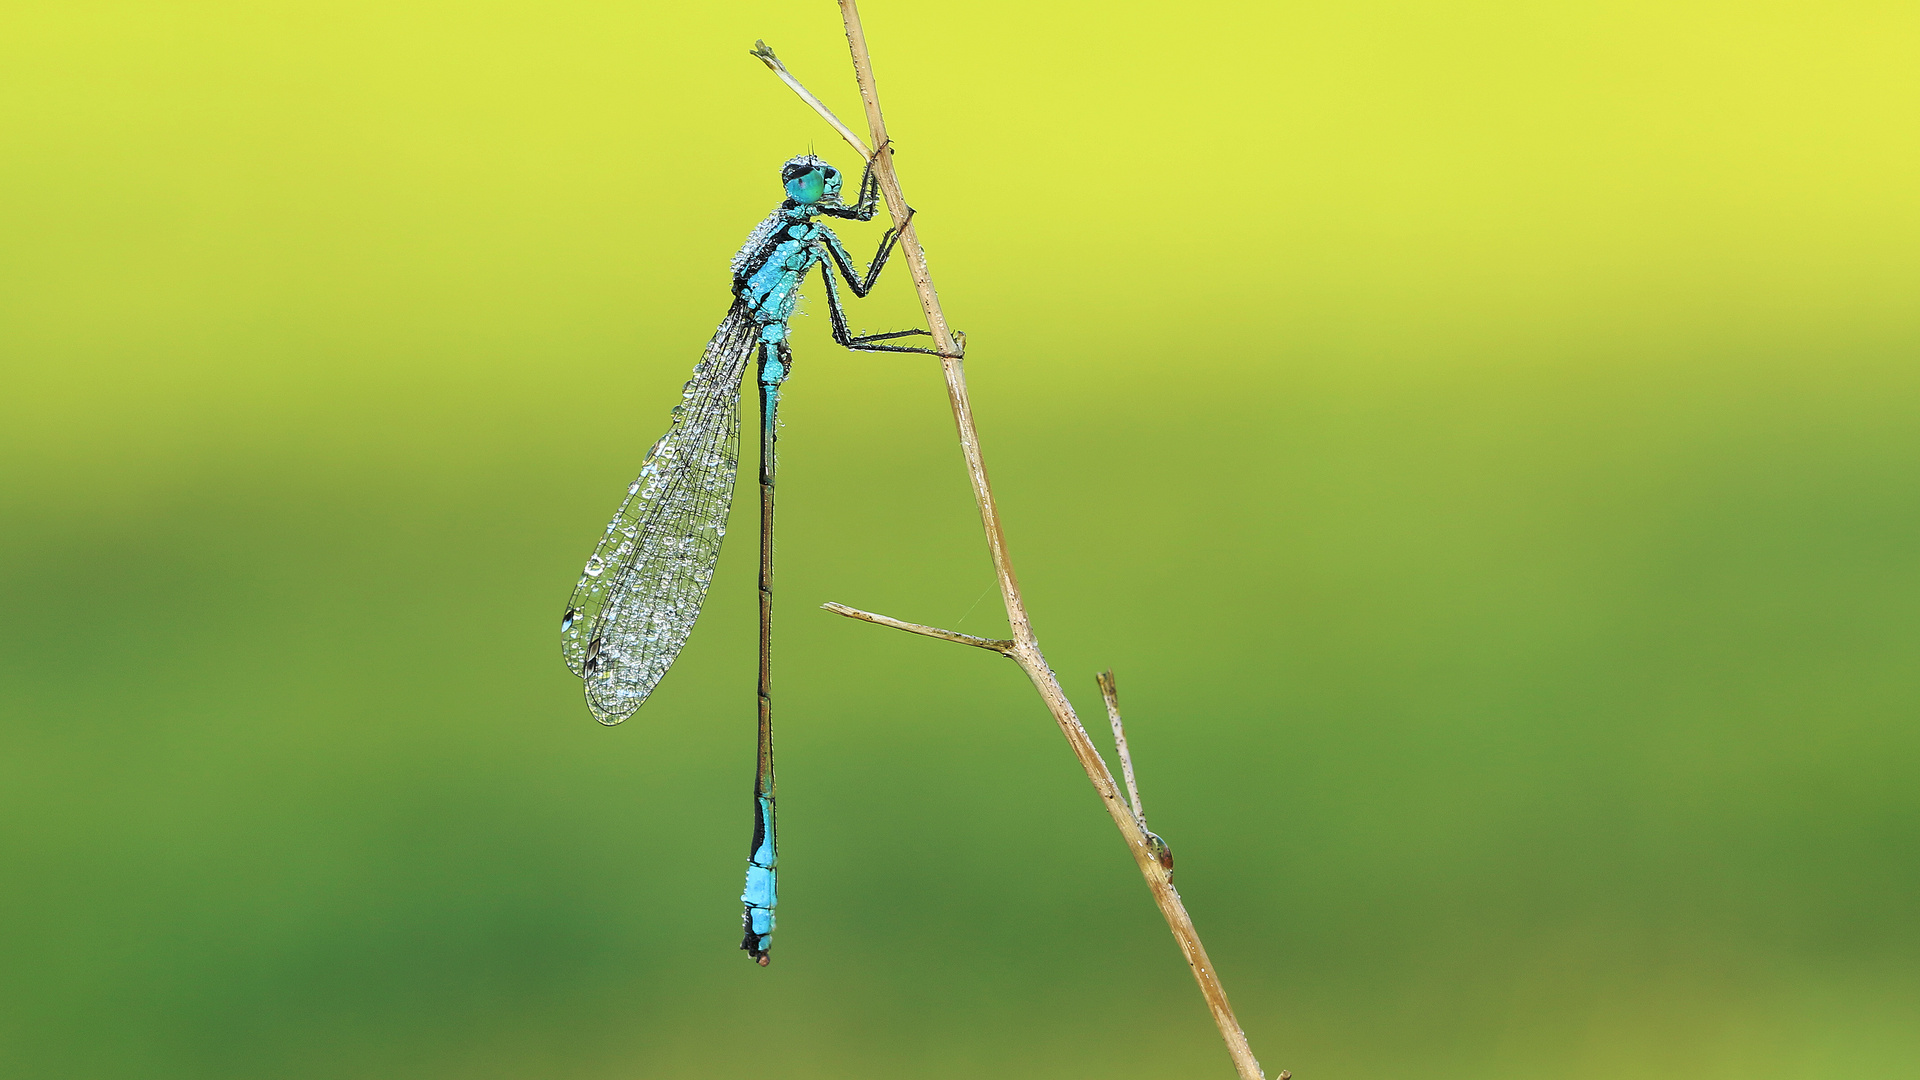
(1097, 670, 1175, 875)
(750, 41, 872, 162)
(757, 6, 1271, 1077)
(820, 602, 1013, 654)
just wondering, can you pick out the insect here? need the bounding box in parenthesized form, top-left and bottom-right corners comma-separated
(560, 152, 956, 965)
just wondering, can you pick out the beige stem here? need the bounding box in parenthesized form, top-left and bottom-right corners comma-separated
(761, 7, 1272, 1077)
(819, 602, 1013, 653)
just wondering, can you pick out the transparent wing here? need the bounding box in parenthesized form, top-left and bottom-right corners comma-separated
(561, 304, 759, 725)
(730, 208, 785, 279)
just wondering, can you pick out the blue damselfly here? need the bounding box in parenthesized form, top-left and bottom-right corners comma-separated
(560, 153, 955, 965)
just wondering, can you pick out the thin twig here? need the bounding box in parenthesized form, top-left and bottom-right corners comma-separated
(1097, 670, 1147, 823)
(1097, 671, 1175, 877)
(760, 6, 1270, 1077)
(821, 602, 1013, 654)
(749, 42, 871, 161)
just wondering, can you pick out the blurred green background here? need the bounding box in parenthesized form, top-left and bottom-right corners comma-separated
(3, 1, 1917, 1076)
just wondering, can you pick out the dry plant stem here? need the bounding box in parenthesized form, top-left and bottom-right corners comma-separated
(1098, 670, 1147, 822)
(766, 6, 1268, 1078)
(819, 602, 1012, 654)
(750, 41, 871, 160)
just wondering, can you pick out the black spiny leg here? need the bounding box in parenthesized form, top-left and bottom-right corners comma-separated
(814, 211, 962, 358)
(817, 258, 963, 358)
(821, 212, 907, 298)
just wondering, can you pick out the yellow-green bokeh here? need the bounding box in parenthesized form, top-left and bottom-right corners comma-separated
(3, 2, 1917, 1077)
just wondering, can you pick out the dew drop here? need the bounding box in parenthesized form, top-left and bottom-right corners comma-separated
(561, 607, 580, 632)
(585, 556, 605, 577)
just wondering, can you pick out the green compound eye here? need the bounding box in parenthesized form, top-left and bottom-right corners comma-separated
(784, 170, 826, 204)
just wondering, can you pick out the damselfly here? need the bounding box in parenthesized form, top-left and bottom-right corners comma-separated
(560, 153, 955, 965)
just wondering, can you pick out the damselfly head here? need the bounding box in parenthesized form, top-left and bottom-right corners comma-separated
(781, 154, 840, 206)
